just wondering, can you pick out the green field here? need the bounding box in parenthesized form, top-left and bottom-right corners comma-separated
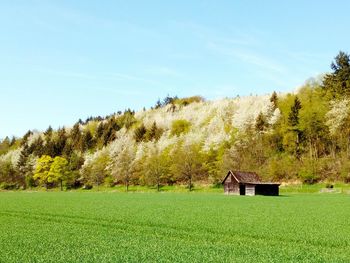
(0, 192, 349, 262)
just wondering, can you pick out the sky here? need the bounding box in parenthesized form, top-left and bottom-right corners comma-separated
(0, 0, 350, 138)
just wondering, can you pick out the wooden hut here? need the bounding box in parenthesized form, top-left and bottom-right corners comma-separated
(222, 171, 280, 196)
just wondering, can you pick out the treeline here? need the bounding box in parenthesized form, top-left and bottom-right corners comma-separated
(1, 51, 350, 190)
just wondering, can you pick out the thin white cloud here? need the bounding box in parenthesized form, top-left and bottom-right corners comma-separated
(32, 67, 158, 85)
(207, 42, 287, 74)
(145, 66, 183, 78)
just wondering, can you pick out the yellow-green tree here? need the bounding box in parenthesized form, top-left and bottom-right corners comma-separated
(48, 156, 71, 191)
(33, 155, 53, 189)
(34, 155, 70, 190)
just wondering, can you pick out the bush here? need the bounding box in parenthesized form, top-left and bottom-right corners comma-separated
(170, 120, 191, 136)
(105, 176, 115, 187)
(174, 96, 204, 106)
(82, 184, 93, 190)
(0, 183, 19, 190)
(298, 170, 319, 184)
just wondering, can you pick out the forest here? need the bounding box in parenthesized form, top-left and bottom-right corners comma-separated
(1, 51, 350, 191)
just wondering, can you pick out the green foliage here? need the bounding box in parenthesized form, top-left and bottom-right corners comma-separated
(48, 156, 71, 190)
(2, 51, 350, 189)
(134, 123, 147, 142)
(270, 91, 278, 110)
(134, 122, 163, 142)
(255, 112, 268, 132)
(288, 96, 302, 127)
(145, 121, 163, 141)
(323, 51, 350, 97)
(0, 137, 11, 155)
(80, 152, 110, 190)
(173, 96, 205, 106)
(170, 119, 191, 136)
(33, 155, 54, 188)
(170, 142, 206, 191)
(33, 155, 71, 189)
(144, 148, 170, 191)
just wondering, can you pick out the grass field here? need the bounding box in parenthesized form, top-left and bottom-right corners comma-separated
(0, 192, 349, 262)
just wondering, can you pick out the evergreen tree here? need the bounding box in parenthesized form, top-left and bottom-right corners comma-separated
(255, 112, 268, 132)
(146, 121, 163, 141)
(21, 130, 33, 146)
(288, 96, 302, 127)
(287, 96, 303, 159)
(270, 91, 278, 111)
(70, 123, 82, 151)
(44, 126, 53, 137)
(30, 136, 45, 157)
(323, 51, 350, 97)
(134, 124, 147, 142)
(80, 130, 94, 152)
(54, 127, 67, 156)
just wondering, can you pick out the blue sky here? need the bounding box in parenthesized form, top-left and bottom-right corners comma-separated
(1, 0, 349, 138)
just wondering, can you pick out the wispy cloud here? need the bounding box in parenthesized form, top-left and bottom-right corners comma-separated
(171, 20, 258, 47)
(33, 67, 158, 85)
(207, 42, 287, 74)
(145, 66, 183, 78)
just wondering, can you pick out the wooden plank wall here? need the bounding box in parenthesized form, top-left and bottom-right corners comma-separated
(245, 185, 255, 196)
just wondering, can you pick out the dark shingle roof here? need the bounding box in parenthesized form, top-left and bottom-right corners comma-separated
(230, 171, 261, 184)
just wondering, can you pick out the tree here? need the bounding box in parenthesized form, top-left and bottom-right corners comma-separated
(255, 112, 268, 132)
(170, 142, 205, 191)
(33, 155, 54, 189)
(288, 96, 302, 127)
(111, 146, 136, 192)
(270, 91, 278, 111)
(0, 159, 19, 189)
(286, 96, 303, 159)
(48, 156, 71, 191)
(21, 130, 33, 146)
(170, 120, 191, 136)
(145, 122, 163, 141)
(134, 124, 147, 142)
(80, 130, 95, 152)
(30, 136, 45, 157)
(16, 144, 31, 188)
(54, 127, 67, 156)
(323, 51, 350, 97)
(70, 122, 82, 151)
(144, 147, 169, 191)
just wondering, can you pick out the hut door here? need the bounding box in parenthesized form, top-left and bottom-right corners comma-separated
(239, 185, 245, 195)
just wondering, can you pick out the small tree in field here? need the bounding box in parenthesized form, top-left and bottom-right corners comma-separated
(171, 142, 205, 191)
(144, 147, 169, 191)
(111, 146, 136, 192)
(80, 151, 110, 190)
(34, 155, 71, 190)
(48, 156, 71, 191)
(33, 155, 54, 189)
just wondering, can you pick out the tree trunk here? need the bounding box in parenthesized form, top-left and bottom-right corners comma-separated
(157, 179, 160, 192)
(189, 176, 192, 192)
(60, 180, 63, 191)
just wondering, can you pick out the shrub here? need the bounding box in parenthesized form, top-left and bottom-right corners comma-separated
(174, 96, 205, 106)
(82, 184, 93, 190)
(170, 120, 191, 136)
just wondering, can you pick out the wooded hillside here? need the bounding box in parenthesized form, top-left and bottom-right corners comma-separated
(1, 51, 350, 190)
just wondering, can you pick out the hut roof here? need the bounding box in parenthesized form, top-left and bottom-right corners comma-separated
(222, 170, 261, 184)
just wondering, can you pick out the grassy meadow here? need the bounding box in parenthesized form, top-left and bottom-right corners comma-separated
(0, 192, 349, 262)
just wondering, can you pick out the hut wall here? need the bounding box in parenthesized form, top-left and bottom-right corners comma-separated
(255, 184, 279, 196)
(224, 174, 239, 195)
(245, 184, 255, 196)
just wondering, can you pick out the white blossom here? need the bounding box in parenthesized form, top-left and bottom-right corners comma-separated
(326, 99, 350, 135)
